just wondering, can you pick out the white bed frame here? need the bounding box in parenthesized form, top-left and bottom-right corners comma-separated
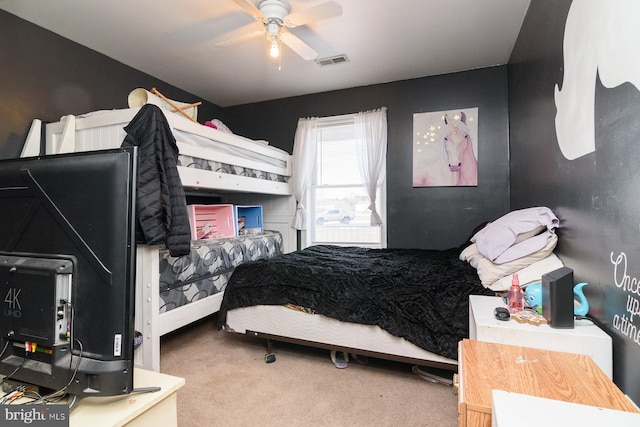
(21, 108, 296, 371)
(225, 305, 457, 369)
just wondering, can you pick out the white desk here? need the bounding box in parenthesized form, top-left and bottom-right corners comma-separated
(492, 390, 640, 427)
(469, 295, 612, 378)
(71, 368, 185, 427)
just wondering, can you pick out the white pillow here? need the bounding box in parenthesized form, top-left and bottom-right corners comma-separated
(460, 243, 482, 269)
(486, 253, 564, 292)
(208, 119, 232, 133)
(471, 207, 559, 263)
(462, 233, 558, 287)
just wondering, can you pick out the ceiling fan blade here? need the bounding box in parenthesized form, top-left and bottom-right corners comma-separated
(284, 1, 342, 28)
(280, 32, 318, 60)
(214, 21, 264, 47)
(231, 0, 263, 19)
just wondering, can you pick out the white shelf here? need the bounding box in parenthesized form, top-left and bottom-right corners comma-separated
(492, 390, 640, 427)
(469, 295, 612, 378)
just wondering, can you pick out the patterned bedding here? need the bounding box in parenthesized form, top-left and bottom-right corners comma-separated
(178, 155, 288, 183)
(158, 231, 283, 313)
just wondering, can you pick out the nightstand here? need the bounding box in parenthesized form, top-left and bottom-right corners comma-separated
(468, 295, 612, 378)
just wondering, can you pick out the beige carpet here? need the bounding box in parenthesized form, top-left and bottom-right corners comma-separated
(160, 315, 459, 427)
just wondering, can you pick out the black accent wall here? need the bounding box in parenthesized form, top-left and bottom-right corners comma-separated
(0, 10, 225, 159)
(226, 68, 510, 250)
(1, 10, 510, 252)
(509, 0, 640, 402)
(5, 0, 637, 404)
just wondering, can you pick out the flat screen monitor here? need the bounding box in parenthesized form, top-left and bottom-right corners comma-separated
(0, 147, 137, 397)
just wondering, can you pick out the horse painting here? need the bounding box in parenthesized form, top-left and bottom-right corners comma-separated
(413, 111, 478, 187)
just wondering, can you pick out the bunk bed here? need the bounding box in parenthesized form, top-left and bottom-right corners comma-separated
(20, 106, 295, 371)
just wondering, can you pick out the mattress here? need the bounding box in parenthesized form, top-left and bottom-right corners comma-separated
(178, 154, 287, 183)
(225, 305, 457, 365)
(40, 108, 292, 193)
(158, 231, 283, 313)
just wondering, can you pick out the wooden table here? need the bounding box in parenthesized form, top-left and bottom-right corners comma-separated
(457, 339, 638, 427)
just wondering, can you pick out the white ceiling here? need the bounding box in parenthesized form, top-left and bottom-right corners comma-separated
(1, 0, 530, 107)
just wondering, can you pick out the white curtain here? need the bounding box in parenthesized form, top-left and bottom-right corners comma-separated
(354, 108, 387, 226)
(290, 117, 318, 230)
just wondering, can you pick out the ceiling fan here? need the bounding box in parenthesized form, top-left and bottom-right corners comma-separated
(215, 0, 342, 60)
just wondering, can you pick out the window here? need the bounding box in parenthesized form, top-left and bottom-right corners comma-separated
(302, 115, 386, 248)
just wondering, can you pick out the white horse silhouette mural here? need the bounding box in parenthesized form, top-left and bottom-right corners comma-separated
(555, 0, 640, 160)
(413, 109, 478, 187)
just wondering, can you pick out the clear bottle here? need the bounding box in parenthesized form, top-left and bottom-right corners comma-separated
(507, 273, 524, 313)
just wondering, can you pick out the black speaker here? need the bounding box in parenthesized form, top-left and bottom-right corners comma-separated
(542, 266, 574, 328)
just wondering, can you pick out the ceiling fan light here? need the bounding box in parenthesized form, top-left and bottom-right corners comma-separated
(265, 19, 281, 36)
(270, 38, 280, 58)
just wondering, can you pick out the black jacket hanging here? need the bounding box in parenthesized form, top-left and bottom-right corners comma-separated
(122, 104, 191, 256)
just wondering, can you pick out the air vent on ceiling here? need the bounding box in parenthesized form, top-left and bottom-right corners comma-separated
(315, 54, 350, 67)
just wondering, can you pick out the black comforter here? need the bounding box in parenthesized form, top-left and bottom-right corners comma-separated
(218, 245, 493, 360)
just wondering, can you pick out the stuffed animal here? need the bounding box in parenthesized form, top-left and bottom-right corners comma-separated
(524, 281, 590, 317)
(524, 282, 543, 315)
